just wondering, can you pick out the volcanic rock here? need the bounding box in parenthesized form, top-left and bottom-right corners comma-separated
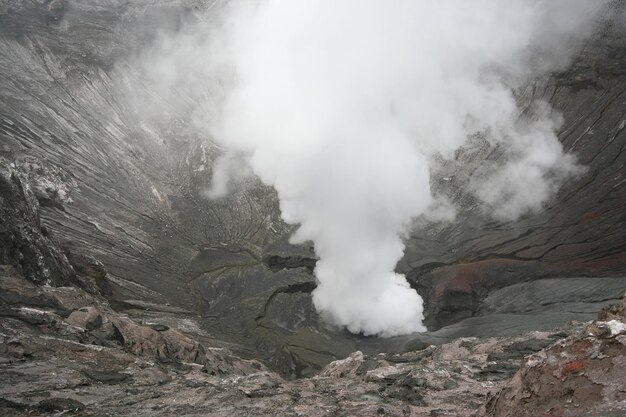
(66, 306, 103, 330)
(480, 296, 626, 417)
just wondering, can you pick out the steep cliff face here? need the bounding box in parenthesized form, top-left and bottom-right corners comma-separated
(0, 160, 75, 285)
(0, 0, 625, 376)
(0, 0, 313, 373)
(403, 10, 626, 330)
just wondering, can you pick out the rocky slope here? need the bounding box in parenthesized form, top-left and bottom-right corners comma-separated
(2, 255, 625, 416)
(403, 3, 626, 331)
(0, 0, 625, 378)
(480, 297, 626, 417)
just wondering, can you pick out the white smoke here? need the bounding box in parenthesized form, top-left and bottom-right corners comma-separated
(203, 152, 252, 199)
(133, 0, 609, 336)
(469, 104, 584, 221)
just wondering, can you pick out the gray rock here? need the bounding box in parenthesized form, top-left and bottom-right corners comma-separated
(66, 306, 103, 330)
(38, 397, 86, 412)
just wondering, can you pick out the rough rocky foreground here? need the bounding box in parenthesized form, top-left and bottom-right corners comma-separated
(480, 300, 626, 417)
(1, 261, 625, 416)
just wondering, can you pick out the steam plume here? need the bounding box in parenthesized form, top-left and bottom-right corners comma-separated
(136, 0, 608, 336)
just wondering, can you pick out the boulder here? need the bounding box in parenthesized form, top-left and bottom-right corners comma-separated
(235, 371, 283, 398)
(0, 162, 74, 286)
(160, 328, 206, 364)
(66, 306, 103, 330)
(318, 351, 365, 378)
(66, 252, 112, 296)
(110, 316, 206, 364)
(110, 316, 168, 358)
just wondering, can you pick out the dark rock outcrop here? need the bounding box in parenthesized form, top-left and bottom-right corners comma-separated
(0, 161, 74, 286)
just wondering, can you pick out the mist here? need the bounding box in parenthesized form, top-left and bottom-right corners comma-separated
(133, 0, 609, 336)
